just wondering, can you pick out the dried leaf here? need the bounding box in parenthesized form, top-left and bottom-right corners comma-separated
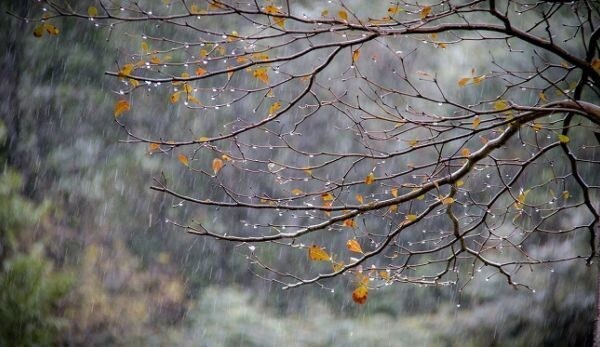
(321, 192, 334, 201)
(291, 188, 304, 196)
(592, 59, 600, 71)
(562, 190, 570, 200)
(461, 148, 471, 157)
(352, 49, 360, 64)
(458, 77, 471, 87)
(118, 63, 135, 77)
(195, 67, 207, 76)
(388, 204, 398, 213)
(212, 158, 224, 174)
(114, 99, 130, 117)
(268, 101, 282, 116)
(338, 10, 348, 21)
(355, 194, 364, 204)
(405, 214, 417, 222)
(352, 285, 368, 304)
(170, 92, 181, 104)
(343, 219, 357, 228)
(441, 196, 455, 205)
(388, 5, 402, 15)
(472, 116, 481, 129)
(364, 172, 375, 185)
(391, 187, 399, 198)
(494, 100, 509, 111)
(308, 245, 331, 261)
(420, 6, 432, 19)
(33, 25, 44, 38)
(346, 239, 363, 253)
(472, 75, 486, 85)
(253, 67, 269, 84)
(178, 154, 189, 167)
(148, 143, 161, 153)
(274, 17, 285, 29)
(333, 261, 344, 272)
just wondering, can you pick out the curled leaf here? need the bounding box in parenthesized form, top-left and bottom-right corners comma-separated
(352, 49, 360, 64)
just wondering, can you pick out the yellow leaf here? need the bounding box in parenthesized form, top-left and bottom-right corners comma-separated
(212, 158, 224, 174)
(461, 148, 471, 157)
(472, 116, 481, 129)
(198, 136, 210, 142)
(408, 139, 418, 147)
(323, 201, 332, 216)
(251, 53, 270, 61)
(221, 154, 232, 161)
(195, 67, 207, 76)
(200, 49, 208, 58)
(263, 5, 281, 14)
(389, 204, 398, 213)
(338, 10, 348, 21)
(190, 4, 201, 14)
(183, 83, 193, 94)
(268, 101, 281, 116)
(119, 64, 135, 78)
(355, 194, 364, 204)
(343, 219, 357, 228)
(458, 77, 470, 87)
(346, 239, 363, 253)
(515, 189, 530, 210)
(456, 180, 464, 187)
(291, 188, 304, 196)
(441, 196, 454, 205)
(406, 214, 417, 222)
(321, 192, 334, 201)
(365, 172, 375, 185)
(420, 6, 431, 19)
(333, 261, 344, 272)
(187, 95, 202, 105)
(44, 23, 59, 35)
(391, 187, 398, 198)
(141, 41, 149, 53)
(88, 6, 98, 17)
(148, 143, 161, 153)
(538, 92, 548, 102)
(129, 78, 140, 88)
(352, 285, 368, 304)
(114, 99, 130, 117)
(321, 9, 329, 16)
(352, 49, 360, 64)
(274, 17, 285, 29)
(558, 134, 570, 144)
(380, 270, 391, 281)
(472, 75, 486, 85)
(494, 100, 509, 111)
(388, 5, 402, 15)
(170, 92, 181, 104)
(178, 154, 189, 167)
(253, 67, 269, 84)
(33, 25, 44, 38)
(308, 245, 331, 261)
(150, 56, 161, 64)
(562, 190, 570, 199)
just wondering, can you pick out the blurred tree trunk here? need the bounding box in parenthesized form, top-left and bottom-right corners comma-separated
(596, 225, 600, 347)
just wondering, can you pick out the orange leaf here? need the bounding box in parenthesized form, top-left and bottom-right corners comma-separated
(308, 245, 331, 261)
(170, 92, 181, 104)
(461, 148, 471, 157)
(195, 67, 207, 76)
(321, 192, 334, 201)
(458, 77, 470, 87)
(338, 10, 348, 21)
(364, 172, 375, 185)
(114, 99, 130, 117)
(148, 143, 161, 153)
(472, 116, 481, 129)
(253, 67, 269, 84)
(352, 285, 368, 304)
(212, 158, 224, 174)
(178, 154, 189, 167)
(346, 239, 363, 253)
(441, 196, 455, 205)
(118, 63, 135, 77)
(355, 194, 364, 204)
(352, 49, 360, 64)
(343, 219, 357, 228)
(268, 101, 282, 116)
(420, 6, 432, 19)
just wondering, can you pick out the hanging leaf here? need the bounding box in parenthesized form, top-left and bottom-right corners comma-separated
(355, 194, 364, 204)
(44, 23, 59, 35)
(420, 6, 432, 19)
(343, 219, 357, 228)
(118, 63, 135, 77)
(221, 154, 232, 161)
(352, 285, 368, 304)
(148, 143, 161, 153)
(212, 158, 224, 174)
(514, 189, 530, 210)
(195, 67, 207, 76)
(323, 201, 332, 217)
(178, 154, 189, 167)
(198, 136, 210, 143)
(472, 116, 481, 129)
(170, 92, 181, 104)
(389, 204, 398, 213)
(592, 59, 600, 70)
(33, 25, 44, 38)
(408, 139, 418, 147)
(364, 172, 375, 185)
(273, 17, 285, 29)
(308, 245, 331, 261)
(321, 192, 335, 201)
(291, 188, 304, 196)
(268, 101, 282, 116)
(458, 77, 471, 87)
(461, 148, 471, 157)
(333, 261, 344, 272)
(346, 239, 363, 254)
(253, 67, 269, 84)
(405, 214, 417, 222)
(557, 134, 570, 144)
(352, 49, 360, 64)
(441, 196, 455, 205)
(321, 9, 329, 17)
(456, 180, 464, 187)
(391, 187, 399, 198)
(338, 10, 348, 21)
(380, 270, 391, 281)
(388, 5, 402, 15)
(114, 99, 130, 117)
(494, 100, 509, 111)
(87, 6, 98, 17)
(141, 41, 149, 54)
(562, 190, 570, 200)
